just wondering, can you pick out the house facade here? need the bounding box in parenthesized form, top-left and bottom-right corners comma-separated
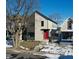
(27, 11, 57, 41)
(6, 11, 73, 43)
(60, 17, 73, 42)
(35, 11, 57, 41)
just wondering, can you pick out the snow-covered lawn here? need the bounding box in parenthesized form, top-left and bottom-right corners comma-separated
(40, 43, 73, 55)
(35, 42, 73, 59)
(6, 44, 13, 48)
(43, 54, 60, 59)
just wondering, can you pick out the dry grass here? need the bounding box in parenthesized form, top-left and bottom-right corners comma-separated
(20, 40, 40, 50)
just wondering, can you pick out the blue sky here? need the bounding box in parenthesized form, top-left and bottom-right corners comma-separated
(7, 0, 73, 21)
(38, 0, 73, 21)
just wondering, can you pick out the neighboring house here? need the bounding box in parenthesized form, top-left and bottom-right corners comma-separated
(27, 11, 57, 41)
(60, 17, 73, 42)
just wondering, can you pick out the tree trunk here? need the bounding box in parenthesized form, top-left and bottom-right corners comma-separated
(14, 31, 20, 48)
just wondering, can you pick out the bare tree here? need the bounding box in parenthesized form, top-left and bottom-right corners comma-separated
(49, 13, 63, 25)
(49, 13, 63, 43)
(6, 0, 39, 48)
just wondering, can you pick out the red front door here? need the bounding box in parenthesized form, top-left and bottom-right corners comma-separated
(44, 31, 49, 40)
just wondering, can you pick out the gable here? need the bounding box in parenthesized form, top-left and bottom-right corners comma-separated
(61, 17, 73, 31)
(33, 11, 57, 24)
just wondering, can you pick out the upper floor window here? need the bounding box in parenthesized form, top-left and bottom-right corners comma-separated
(41, 21, 44, 26)
(67, 19, 73, 29)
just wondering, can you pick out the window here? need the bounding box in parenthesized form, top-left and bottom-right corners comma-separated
(62, 32, 73, 39)
(67, 20, 72, 29)
(41, 21, 44, 26)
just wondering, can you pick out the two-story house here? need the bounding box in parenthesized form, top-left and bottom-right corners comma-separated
(60, 17, 73, 42)
(26, 11, 57, 42)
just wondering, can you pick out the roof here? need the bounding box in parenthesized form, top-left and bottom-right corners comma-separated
(32, 11, 57, 24)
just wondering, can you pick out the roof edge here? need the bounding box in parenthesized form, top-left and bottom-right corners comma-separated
(31, 10, 57, 24)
